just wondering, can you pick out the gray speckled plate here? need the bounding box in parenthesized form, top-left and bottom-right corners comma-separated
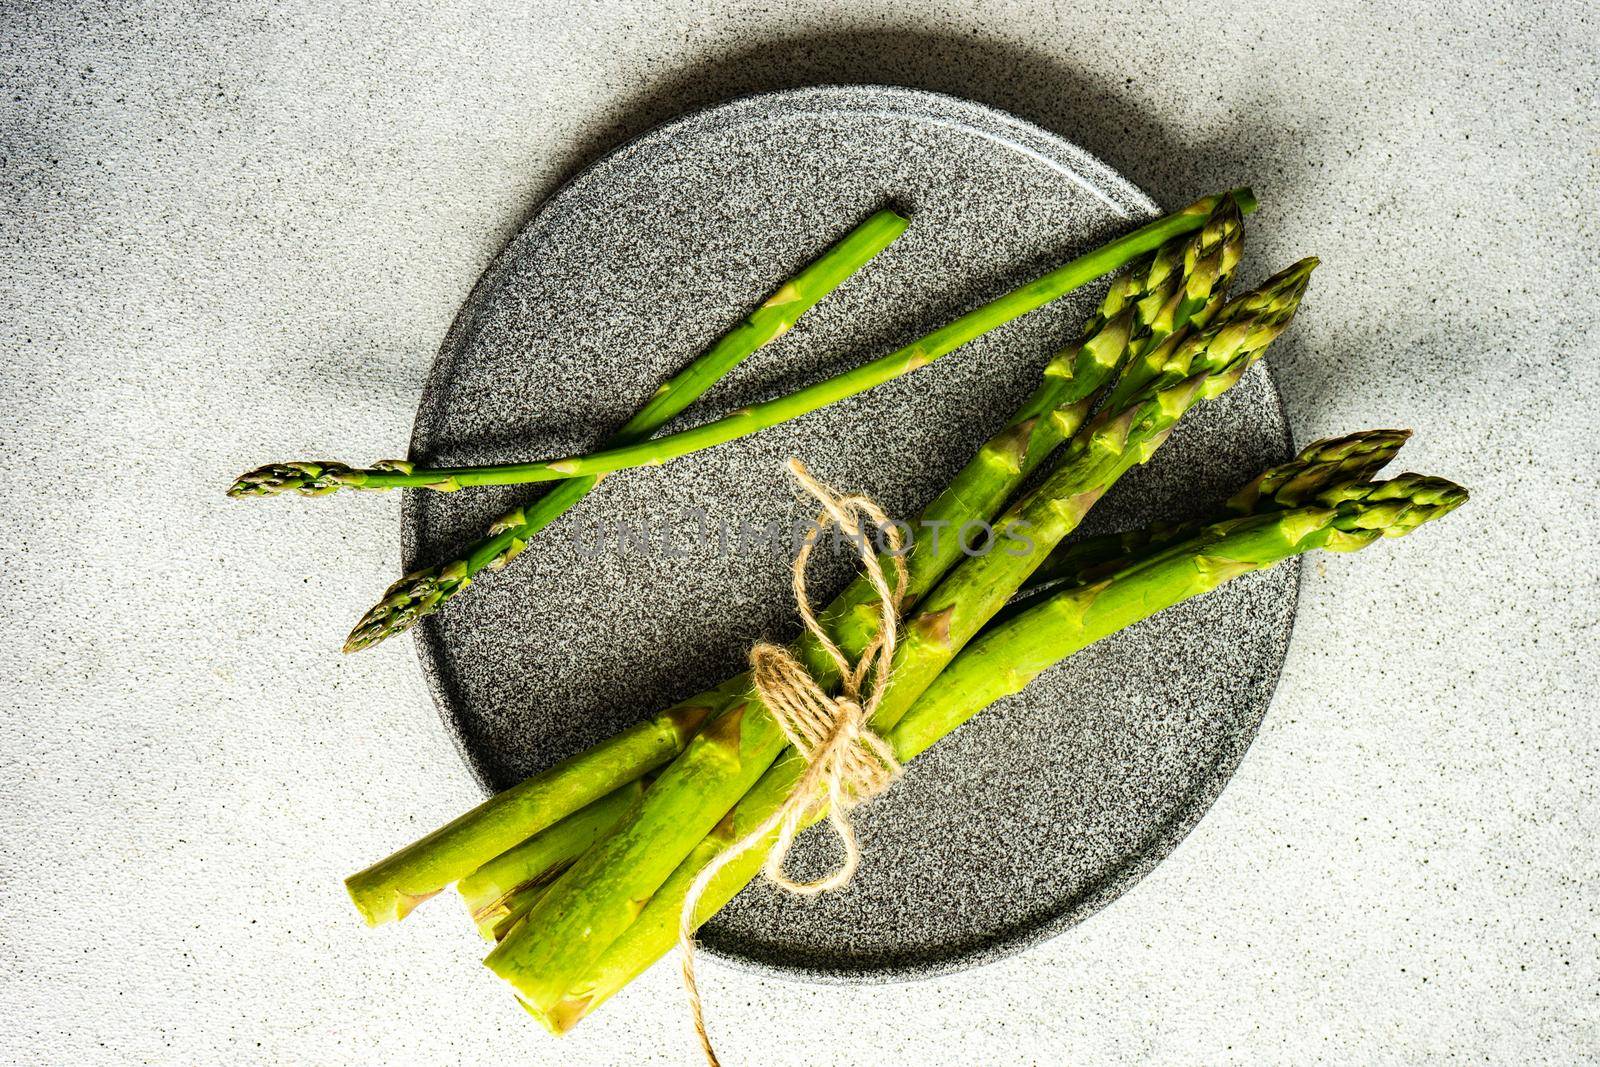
(403, 86, 1297, 983)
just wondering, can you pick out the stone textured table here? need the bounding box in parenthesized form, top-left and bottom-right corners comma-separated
(1, 3, 1593, 1063)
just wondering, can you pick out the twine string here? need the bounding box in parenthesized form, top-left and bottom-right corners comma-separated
(678, 458, 908, 1066)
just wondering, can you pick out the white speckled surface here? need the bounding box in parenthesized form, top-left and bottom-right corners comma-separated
(1, 3, 1595, 1065)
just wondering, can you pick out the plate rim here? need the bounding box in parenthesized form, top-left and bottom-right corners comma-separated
(401, 83, 1298, 985)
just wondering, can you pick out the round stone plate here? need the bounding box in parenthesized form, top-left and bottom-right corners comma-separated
(404, 86, 1297, 982)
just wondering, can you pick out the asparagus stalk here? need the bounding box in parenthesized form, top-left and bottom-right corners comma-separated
(231, 191, 1256, 498)
(536, 450, 1467, 1033)
(343, 212, 911, 919)
(343, 192, 1246, 926)
(485, 259, 1311, 1016)
(330, 208, 910, 650)
(457, 779, 645, 939)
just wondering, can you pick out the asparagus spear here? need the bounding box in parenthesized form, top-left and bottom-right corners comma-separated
(484, 259, 1312, 1016)
(896, 474, 1466, 753)
(457, 779, 645, 939)
(535, 450, 1467, 1033)
(332, 208, 908, 650)
(342, 193, 1246, 925)
(231, 191, 1255, 499)
(343, 212, 912, 920)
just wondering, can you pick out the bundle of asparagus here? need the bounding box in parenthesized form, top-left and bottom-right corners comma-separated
(339, 192, 1250, 925)
(344, 424, 1465, 1036)
(480, 256, 1321, 1022)
(230, 181, 1466, 1051)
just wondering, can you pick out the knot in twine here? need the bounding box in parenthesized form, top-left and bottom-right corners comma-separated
(680, 458, 908, 1066)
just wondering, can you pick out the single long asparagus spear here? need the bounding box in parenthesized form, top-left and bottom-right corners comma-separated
(538, 453, 1468, 1033)
(343, 213, 909, 921)
(895, 473, 1468, 753)
(231, 191, 1256, 498)
(342, 193, 1246, 924)
(485, 259, 1312, 1016)
(331, 208, 909, 650)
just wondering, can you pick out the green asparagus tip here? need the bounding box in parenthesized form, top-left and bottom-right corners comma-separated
(1229, 187, 1259, 215)
(343, 564, 471, 652)
(227, 463, 298, 498)
(1247, 256, 1319, 313)
(227, 460, 359, 498)
(1294, 429, 1412, 470)
(1228, 429, 1416, 513)
(1323, 472, 1469, 544)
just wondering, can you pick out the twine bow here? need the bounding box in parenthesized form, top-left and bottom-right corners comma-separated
(679, 458, 909, 1066)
